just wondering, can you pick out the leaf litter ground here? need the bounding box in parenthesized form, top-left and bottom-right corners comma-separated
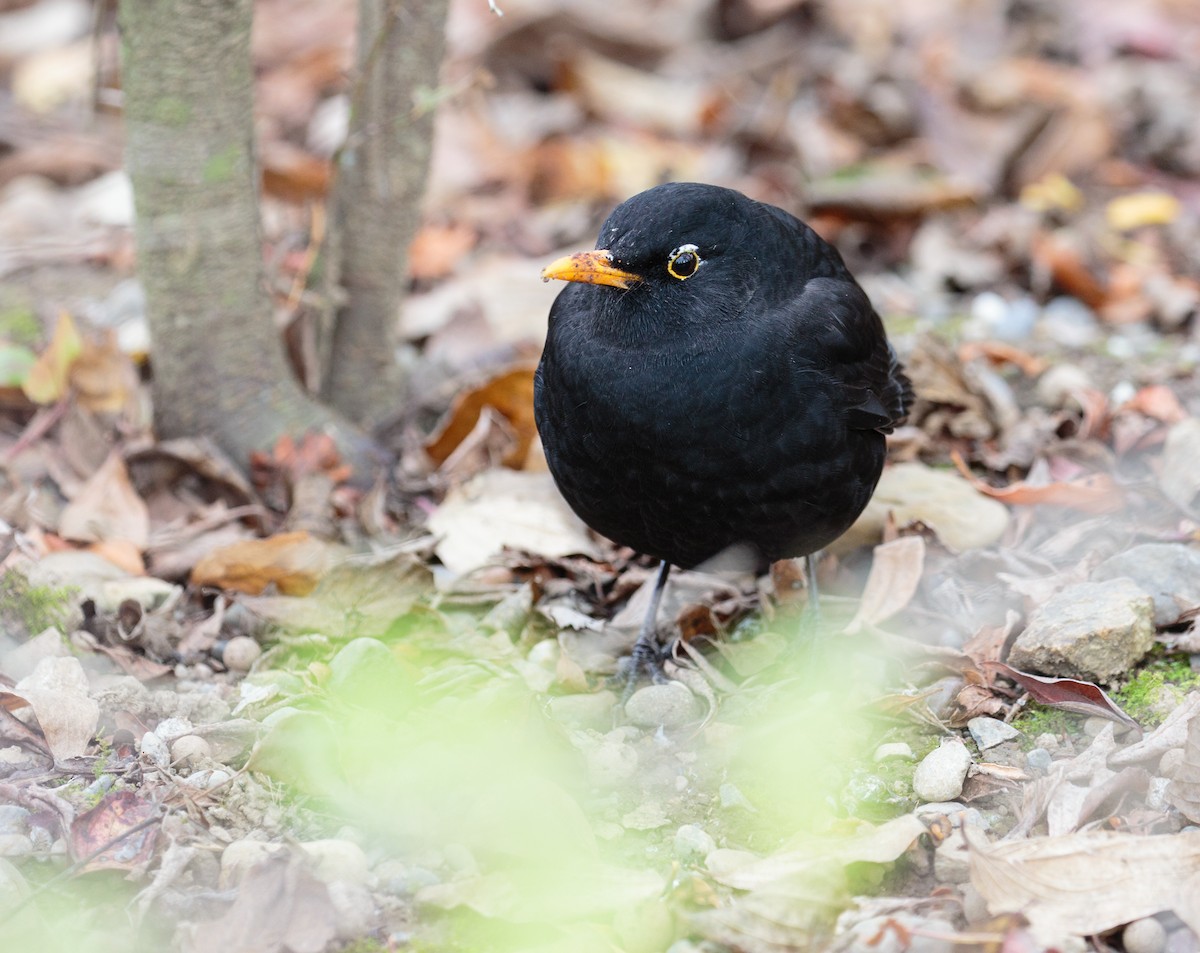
(3, 0, 1200, 951)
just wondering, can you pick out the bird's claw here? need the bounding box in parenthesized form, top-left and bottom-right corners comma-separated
(615, 636, 672, 702)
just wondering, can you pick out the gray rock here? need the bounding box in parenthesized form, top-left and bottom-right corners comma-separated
(873, 742, 915, 761)
(913, 740, 973, 802)
(624, 682, 701, 728)
(1093, 544, 1200, 626)
(933, 830, 971, 884)
(967, 716, 1020, 750)
(1025, 747, 1054, 775)
(1008, 579, 1155, 680)
(674, 824, 716, 859)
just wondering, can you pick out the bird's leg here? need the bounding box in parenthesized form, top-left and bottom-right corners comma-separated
(620, 560, 673, 700)
(805, 552, 821, 618)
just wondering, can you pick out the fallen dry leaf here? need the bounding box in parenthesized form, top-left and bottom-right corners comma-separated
(182, 853, 338, 953)
(7, 656, 100, 762)
(988, 662, 1140, 735)
(427, 469, 599, 574)
(59, 450, 150, 548)
(1105, 191, 1181, 231)
(425, 365, 539, 470)
(69, 330, 139, 414)
(190, 530, 342, 596)
(845, 535, 925, 634)
(1119, 384, 1188, 424)
(70, 790, 159, 872)
(966, 826, 1200, 939)
(407, 221, 478, 281)
(1160, 418, 1200, 517)
(22, 311, 82, 404)
(951, 450, 1124, 514)
(1169, 710, 1200, 824)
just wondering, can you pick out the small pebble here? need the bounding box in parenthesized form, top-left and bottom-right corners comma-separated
(1035, 363, 1093, 410)
(1146, 776, 1171, 812)
(222, 635, 262, 672)
(1025, 747, 1054, 775)
(139, 731, 170, 770)
(170, 735, 211, 767)
(624, 682, 701, 728)
(913, 740, 973, 802)
(1035, 732, 1059, 750)
(719, 783, 756, 812)
(674, 824, 716, 859)
(873, 742, 915, 762)
(1124, 917, 1168, 953)
(967, 716, 1020, 750)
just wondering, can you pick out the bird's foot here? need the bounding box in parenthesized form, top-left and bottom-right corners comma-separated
(615, 635, 672, 702)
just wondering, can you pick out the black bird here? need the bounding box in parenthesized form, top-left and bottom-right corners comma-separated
(534, 182, 913, 682)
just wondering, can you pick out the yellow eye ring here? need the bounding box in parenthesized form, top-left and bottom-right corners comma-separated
(667, 244, 702, 280)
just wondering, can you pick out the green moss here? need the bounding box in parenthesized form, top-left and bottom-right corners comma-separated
(202, 144, 241, 183)
(1012, 705, 1082, 745)
(0, 569, 77, 637)
(0, 306, 41, 346)
(1113, 653, 1200, 727)
(150, 96, 191, 125)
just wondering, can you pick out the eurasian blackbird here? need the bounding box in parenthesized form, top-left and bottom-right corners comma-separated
(535, 182, 913, 680)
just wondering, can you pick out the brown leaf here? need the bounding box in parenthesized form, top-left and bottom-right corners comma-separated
(407, 221, 478, 281)
(988, 662, 1141, 735)
(966, 826, 1200, 938)
(425, 365, 538, 470)
(58, 451, 150, 548)
(191, 530, 340, 596)
(70, 790, 158, 872)
(69, 330, 139, 414)
(845, 536, 925, 634)
(22, 311, 82, 404)
(260, 142, 330, 203)
(1119, 384, 1187, 424)
(182, 853, 337, 953)
(956, 341, 1047, 377)
(9, 656, 100, 762)
(950, 450, 1123, 514)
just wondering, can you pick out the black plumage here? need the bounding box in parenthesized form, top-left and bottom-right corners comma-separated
(534, 182, 912, 679)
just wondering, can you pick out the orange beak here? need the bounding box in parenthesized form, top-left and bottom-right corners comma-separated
(541, 250, 641, 290)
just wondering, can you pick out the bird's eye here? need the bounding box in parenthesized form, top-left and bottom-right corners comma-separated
(667, 244, 702, 280)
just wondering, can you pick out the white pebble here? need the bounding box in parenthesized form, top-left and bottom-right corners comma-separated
(913, 740, 973, 802)
(222, 636, 262, 672)
(1124, 917, 1167, 953)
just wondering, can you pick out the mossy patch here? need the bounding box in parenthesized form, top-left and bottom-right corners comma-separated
(0, 568, 77, 637)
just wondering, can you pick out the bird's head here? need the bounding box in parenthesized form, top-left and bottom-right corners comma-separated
(541, 183, 761, 328)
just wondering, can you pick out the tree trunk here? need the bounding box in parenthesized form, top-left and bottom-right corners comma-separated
(322, 0, 450, 428)
(120, 0, 384, 478)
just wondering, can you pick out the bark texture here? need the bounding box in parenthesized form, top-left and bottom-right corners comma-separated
(322, 0, 450, 427)
(120, 0, 382, 475)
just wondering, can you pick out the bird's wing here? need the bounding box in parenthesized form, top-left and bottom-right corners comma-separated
(789, 276, 914, 434)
